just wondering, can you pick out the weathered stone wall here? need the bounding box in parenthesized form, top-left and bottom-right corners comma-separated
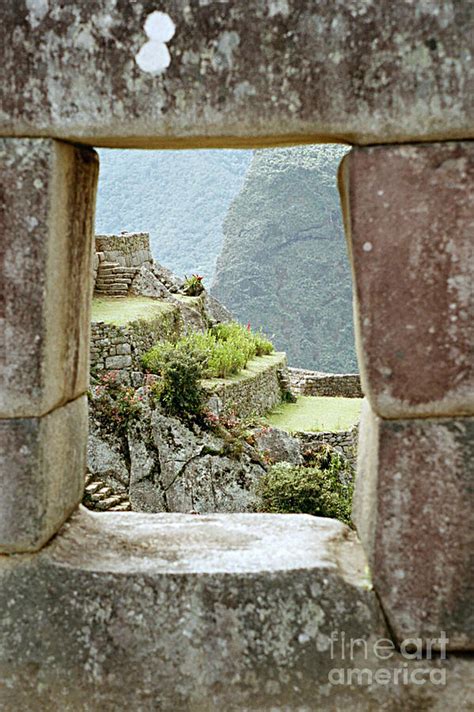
(295, 424, 359, 468)
(2, 2, 472, 147)
(95, 232, 153, 268)
(2, 2, 473, 705)
(203, 353, 287, 419)
(288, 368, 363, 398)
(90, 307, 181, 377)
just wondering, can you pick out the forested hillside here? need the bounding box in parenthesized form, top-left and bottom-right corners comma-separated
(211, 145, 357, 372)
(96, 149, 252, 280)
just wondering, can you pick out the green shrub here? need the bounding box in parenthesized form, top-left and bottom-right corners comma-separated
(143, 322, 275, 383)
(251, 330, 274, 356)
(207, 340, 247, 377)
(148, 348, 205, 418)
(256, 448, 353, 524)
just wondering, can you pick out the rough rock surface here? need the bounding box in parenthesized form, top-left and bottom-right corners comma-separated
(88, 399, 265, 514)
(252, 426, 303, 466)
(340, 141, 474, 418)
(212, 145, 357, 371)
(1, 2, 473, 146)
(1, 507, 472, 711)
(353, 400, 474, 650)
(129, 264, 171, 298)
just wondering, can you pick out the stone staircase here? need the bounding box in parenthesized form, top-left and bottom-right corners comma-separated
(82, 473, 132, 512)
(94, 261, 137, 296)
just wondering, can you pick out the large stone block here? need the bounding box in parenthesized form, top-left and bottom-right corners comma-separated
(353, 400, 474, 649)
(2, 507, 473, 711)
(0, 2, 472, 147)
(340, 142, 474, 418)
(0, 396, 87, 553)
(0, 139, 98, 418)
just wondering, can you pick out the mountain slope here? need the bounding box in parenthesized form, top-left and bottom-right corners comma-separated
(95, 148, 252, 280)
(211, 145, 357, 372)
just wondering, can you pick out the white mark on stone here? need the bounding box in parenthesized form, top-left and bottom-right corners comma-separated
(144, 10, 175, 42)
(212, 31, 240, 70)
(377, 189, 384, 196)
(234, 81, 257, 101)
(268, 0, 290, 17)
(362, 241, 373, 252)
(136, 11, 176, 75)
(33, 178, 43, 189)
(26, 0, 49, 29)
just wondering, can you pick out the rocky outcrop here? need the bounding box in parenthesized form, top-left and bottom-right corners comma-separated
(212, 145, 357, 372)
(87, 397, 265, 514)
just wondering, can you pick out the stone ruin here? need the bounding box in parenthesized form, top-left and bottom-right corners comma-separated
(0, 2, 473, 709)
(94, 232, 153, 296)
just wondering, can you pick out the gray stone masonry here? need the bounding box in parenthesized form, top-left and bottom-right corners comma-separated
(289, 368, 363, 398)
(202, 353, 288, 419)
(1, 2, 472, 146)
(1, 138, 98, 418)
(95, 232, 153, 267)
(1, 507, 472, 711)
(296, 424, 359, 469)
(1, 1, 473, 704)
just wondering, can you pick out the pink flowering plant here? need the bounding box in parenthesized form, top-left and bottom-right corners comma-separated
(183, 274, 205, 296)
(89, 370, 143, 435)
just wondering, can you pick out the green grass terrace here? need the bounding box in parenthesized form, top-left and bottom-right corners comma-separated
(265, 396, 362, 433)
(91, 296, 175, 326)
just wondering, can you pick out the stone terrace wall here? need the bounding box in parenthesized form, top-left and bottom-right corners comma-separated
(95, 232, 153, 268)
(295, 425, 359, 469)
(90, 307, 181, 379)
(289, 368, 363, 398)
(203, 353, 287, 419)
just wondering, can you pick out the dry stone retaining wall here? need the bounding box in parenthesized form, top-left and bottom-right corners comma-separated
(204, 353, 288, 419)
(90, 308, 181, 377)
(288, 368, 363, 398)
(295, 425, 359, 469)
(95, 232, 153, 268)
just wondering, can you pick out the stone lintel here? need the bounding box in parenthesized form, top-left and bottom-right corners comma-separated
(1, 2, 473, 146)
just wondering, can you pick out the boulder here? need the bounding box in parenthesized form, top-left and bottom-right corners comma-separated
(128, 410, 265, 514)
(130, 264, 170, 298)
(252, 426, 303, 465)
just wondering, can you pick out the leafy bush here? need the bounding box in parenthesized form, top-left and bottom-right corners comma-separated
(256, 447, 353, 524)
(251, 330, 274, 356)
(143, 343, 205, 418)
(143, 322, 275, 381)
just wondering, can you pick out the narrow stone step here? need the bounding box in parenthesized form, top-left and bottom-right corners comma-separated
(95, 487, 112, 498)
(85, 482, 102, 495)
(95, 288, 128, 295)
(96, 278, 131, 285)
